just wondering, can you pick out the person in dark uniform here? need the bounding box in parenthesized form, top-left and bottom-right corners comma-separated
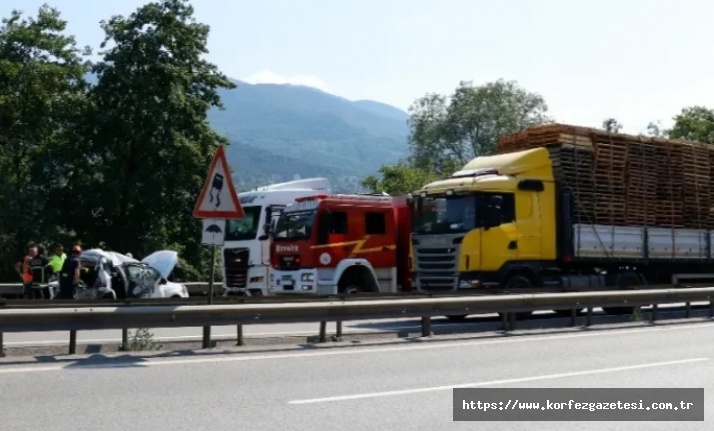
(58, 245, 82, 300)
(28, 246, 51, 299)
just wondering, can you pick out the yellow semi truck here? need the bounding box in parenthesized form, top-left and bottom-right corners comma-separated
(410, 127, 714, 317)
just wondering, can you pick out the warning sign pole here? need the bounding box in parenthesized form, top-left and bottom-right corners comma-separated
(193, 145, 244, 349)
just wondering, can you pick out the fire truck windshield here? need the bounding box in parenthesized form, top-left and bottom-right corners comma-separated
(225, 206, 262, 241)
(273, 210, 315, 241)
(413, 195, 477, 234)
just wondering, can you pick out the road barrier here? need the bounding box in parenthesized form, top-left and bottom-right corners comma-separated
(0, 286, 713, 357)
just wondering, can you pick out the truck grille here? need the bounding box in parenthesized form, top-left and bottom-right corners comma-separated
(223, 248, 249, 289)
(413, 236, 461, 292)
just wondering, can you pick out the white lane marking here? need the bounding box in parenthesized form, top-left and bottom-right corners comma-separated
(287, 358, 710, 404)
(1, 320, 713, 374)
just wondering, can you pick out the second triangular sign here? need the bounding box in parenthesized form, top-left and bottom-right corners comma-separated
(193, 145, 244, 219)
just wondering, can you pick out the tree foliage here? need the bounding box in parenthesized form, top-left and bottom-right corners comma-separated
(602, 118, 623, 133)
(667, 106, 714, 144)
(363, 79, 552, 195)
(0, 5, 91, 277)
(85, 0, 235, 275)
(361, 162, 441, 196)
(0, 1, 234, 281)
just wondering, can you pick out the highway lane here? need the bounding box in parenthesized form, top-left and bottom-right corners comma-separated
(2, 302, 706, 347)
(0, 319, 712, 430)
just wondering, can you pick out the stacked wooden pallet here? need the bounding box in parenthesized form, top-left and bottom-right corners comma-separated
(497, 124, 711, 229)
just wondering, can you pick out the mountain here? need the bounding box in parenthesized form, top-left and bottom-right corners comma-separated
(208, 81, 410, 192)
(353, 100, 410, 122)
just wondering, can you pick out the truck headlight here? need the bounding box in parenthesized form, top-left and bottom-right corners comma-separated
(301, 273, 314, 282)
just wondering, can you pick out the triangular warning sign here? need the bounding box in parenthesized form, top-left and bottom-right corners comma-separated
(193, 145, 244, 219)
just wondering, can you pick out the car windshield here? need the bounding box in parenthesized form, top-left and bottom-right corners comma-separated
(273, 210, 315, 241)
(413, 195, 477, 234)
(225, 205, 262, 241)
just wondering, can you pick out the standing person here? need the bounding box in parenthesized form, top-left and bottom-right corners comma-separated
(15, 246, 37, 299)
(58, 245, 82, 300)
(48, 243, 66, 280)
(28, 246, 51, 299)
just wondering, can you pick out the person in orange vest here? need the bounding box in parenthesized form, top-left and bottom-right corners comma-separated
(15, 246, 38, 299)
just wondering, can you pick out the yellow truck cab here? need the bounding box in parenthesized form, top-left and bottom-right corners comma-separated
(411, 147, 558, 292)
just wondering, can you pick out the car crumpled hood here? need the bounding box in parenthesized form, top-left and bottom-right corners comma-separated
(141, 250, 179, 279)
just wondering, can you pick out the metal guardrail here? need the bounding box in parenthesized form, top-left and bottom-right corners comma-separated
(0, 287, 713, 357)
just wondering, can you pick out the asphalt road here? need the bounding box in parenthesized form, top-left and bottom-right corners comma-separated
(0, 319, 712, 430)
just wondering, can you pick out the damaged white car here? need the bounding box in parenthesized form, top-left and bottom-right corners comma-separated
(48, 249, 189, 300)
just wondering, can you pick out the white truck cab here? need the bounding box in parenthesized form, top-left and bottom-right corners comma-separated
(221, 178, 331, 296)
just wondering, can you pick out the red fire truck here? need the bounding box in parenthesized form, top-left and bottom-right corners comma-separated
(269, 194, 413, 295)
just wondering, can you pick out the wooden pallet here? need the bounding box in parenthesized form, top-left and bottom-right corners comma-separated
(497, 123, 713, 229)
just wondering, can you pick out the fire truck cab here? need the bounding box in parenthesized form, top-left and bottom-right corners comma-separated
(269, 194, 412, 295)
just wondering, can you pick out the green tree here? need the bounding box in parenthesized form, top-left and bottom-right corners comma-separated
(645, 120, 666, 137)
(667, 106, 714, 144)
(0, 5, 90, 277)
(602, 118, 622, 133)
(361, 162, 441, 196)
(363, 79, 551, 195)
(86, 0, 235, 276)
(409, 80, 551, 172)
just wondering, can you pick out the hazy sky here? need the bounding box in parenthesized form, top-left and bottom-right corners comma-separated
(8, 0, 713, 133)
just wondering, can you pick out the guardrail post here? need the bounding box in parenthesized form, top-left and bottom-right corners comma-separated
(236, 325, 244, 346)
(121, 328, 129, 349)
(508, 312, 516, 331)
(336, 320, 343, 339)
(319, 321, 327, 342)
(421, 316, 432, 337)
(501, 312, 509, 331)
(203, 244, 217, 349)
(585, 307, 593, 327)
(202, 327, 211, 349)
(710, 300, 714, 319)
(570, 309, 577, 327)
(651, 304, 658, 323)
(685, 302, 691, 318)
(69, 330, 77, 355)
(0, 332, 4, 357)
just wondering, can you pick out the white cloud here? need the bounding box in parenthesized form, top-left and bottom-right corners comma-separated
(241, 70, 331, 93)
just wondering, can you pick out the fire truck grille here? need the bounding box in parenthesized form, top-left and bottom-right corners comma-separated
(223, 248, 249, 289)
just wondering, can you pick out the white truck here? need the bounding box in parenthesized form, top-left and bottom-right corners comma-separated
(221, 178, 331, 296)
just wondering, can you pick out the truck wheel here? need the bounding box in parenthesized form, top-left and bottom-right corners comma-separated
(602, 273, 641, 315)
(498, 275, 534, 321)
(339, 284, 363, 295)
